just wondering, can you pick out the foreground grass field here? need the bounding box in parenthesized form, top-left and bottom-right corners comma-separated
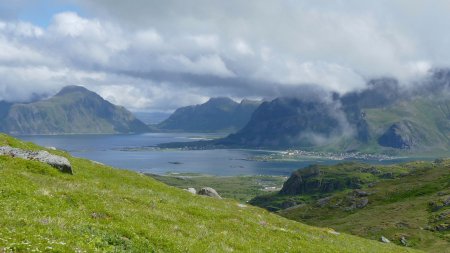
(0, 133, 416, 252)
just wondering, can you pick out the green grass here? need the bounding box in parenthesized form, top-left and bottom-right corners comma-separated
(148, 174, 287, 202)
(0, 133, 416, 252)
(251, 161, 450, 252)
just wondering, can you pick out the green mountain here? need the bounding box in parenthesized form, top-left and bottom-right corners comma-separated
(0, 134, 413, 252)
(219, 97, 357, 148)
(179, 73, 450, 153)
(0, 86, 149, 134)
(250, 161, 450, 252)
(363, 97, 450, 152)
(158, 97, 260, 133)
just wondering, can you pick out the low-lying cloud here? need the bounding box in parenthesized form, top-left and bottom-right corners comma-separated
(1, 1, 450, 111)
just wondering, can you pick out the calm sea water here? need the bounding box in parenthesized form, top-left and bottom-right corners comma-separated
(17, 133, 412, 176)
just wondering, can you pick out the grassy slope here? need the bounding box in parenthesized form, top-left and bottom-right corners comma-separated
(364, 97, 450, 152)
(0, 134, 415, 252)
(149, 174, 286, 202)
(251, 162, 450, 252)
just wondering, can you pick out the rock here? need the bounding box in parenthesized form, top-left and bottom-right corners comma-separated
(197, 187, 222, 199)
(327, 229, 340, 235)
(281, 200, 298, 209)
(380, 236, 390, 243)
(437, 210, 450, 221)
(395, 222, 411, 229)
(279, 165, 363, 195)
(185, 188, 197, 194)
(377, 120, 421, 149)
(400, 236, 408, 246)
(0, 146, 72, 174)
(344, 196, 369, 211)
(367, 182, 378, 188)
(353, 189, 369, 197)
(434, 223, 450, 232)
(380, 172, 394, 179)
(429, 196, 450, 211)
(316, 196, 332, 207)
(433, 158, 445, 164)
(356, 197, 369, 208)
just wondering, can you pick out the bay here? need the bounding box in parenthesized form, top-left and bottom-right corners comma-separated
(18, 133, 412, 176)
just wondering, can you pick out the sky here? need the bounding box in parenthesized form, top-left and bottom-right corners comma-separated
(0, 0, 449, 112)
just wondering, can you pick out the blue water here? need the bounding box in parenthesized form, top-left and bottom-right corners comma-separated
(17, 133, 412, 176)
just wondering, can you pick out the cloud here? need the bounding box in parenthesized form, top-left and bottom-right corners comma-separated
(1, 1, 450, 111)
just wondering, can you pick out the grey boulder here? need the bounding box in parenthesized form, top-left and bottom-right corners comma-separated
(380, 236, 390, 243)
(197, 187, 222, 199)
(185, 188, 197, 194)
(0, 146, 72, 174)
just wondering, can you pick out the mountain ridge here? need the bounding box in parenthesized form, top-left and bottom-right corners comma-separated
(157, 97, 260, 133)
(0, 85, 150, 135)
(160, 71, 450, 153)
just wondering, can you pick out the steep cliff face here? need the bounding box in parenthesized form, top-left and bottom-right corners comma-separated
(0, 86, 149, 134)
(220, 97, 350, 148)
(378, 121, 422, 149)
(279, 165, 362, 195)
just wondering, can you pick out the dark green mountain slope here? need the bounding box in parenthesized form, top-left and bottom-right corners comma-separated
(250, 161, 450, 252)
(158, 97, 260, 133)
(0, 86, 149, 134)
(219, 97, 351, 148)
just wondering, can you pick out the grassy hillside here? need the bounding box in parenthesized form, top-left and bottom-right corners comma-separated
(0, 134, 415, 252)
(250, 162, 450, 252)
(149, 174, 286, 202)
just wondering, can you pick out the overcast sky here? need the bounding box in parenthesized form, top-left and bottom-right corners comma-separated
(0, 0, 449, 111)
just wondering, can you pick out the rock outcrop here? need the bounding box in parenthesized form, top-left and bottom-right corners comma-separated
(378, 120, 423, 149)
(197, 187, 222, 199)
(279, 165, 362, 195)
(0, 146, 72, 174)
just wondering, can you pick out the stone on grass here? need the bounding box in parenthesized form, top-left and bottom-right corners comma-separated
(185, 188, 197, 194)
(197, 187, 222, 199)
(400, 236, 408, 246)
(380, 236, 390, 243)
(0, 146, 72, 174)
(353, 189, 369, 197)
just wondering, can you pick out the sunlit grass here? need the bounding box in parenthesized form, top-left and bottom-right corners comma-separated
(0, 133, 416, 252)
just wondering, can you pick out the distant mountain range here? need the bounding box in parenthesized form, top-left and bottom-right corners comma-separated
(162, 69, 450, 153)
(0, 86, 149, 134)
(157, 97, 260, 133)
(4, 69, 450, 152)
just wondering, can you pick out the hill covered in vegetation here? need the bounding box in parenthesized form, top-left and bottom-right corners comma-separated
(250, 161, 450, 252)
(0, 133, 414, 252)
